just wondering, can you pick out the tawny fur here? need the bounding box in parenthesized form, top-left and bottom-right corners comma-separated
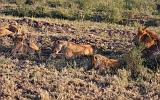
(135, 26, 160, 48)
(27, 34, 39, 51)
(53, 40, 93, 58)
(11, 33, 39, 56)
(92, 54, 120, 69)
(0, 24, 21, 37)
(0, 27, 14, 37)
(29, 42, 39, 51)
(7, 24, 19, 33)
(11, 41, 28, 55)
(11, 33, 27, 55)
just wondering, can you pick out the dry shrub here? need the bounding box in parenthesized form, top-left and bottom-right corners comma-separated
(124, 45, 145, 80)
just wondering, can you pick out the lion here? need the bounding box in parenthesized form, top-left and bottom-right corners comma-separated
(133, 26, 160, 48)
(0, 24, 22, 38)
(7, 24, 19, 33)
(11, 33, 40, 58)
(92, 54, 120, 69)
(26, 34, 39, 51)
(0, 26, 14, 37)
(52, 40, 94, 59)
(11, 33, 27, 56)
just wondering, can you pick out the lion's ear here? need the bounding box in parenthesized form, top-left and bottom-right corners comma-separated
(94, 56, 98, 60)
(143, 26, 148, 30)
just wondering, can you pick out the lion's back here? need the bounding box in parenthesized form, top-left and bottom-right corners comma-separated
(92, 54, 119, 69)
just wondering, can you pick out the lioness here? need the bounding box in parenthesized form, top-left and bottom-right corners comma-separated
(0, 24, 22, 38)
(52, 40, 94, 59)
(0, 26, 14, 37)
(7, 24, 19, 33)
(134, 26, 160, 48)
(11, 33, 27, 55)
(11, 33, 40, 58)
(92, 54, 120, 69)
(26, 34, 39, 51)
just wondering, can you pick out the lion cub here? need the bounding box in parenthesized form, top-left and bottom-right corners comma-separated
(53, 40, 94, 59)
(92, 54, 120, 69)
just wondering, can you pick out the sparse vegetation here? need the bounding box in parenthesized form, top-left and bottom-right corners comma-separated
(0, 16, 158, 99)
(124, 45, 145, 80)
(0, 0, 160, 25)
(0, 0, 160, 99)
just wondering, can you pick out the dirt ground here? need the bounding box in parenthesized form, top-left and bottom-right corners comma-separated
(0, 17, 160, 100)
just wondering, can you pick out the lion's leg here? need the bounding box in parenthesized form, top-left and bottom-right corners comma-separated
(64, 49, 73, 59)
(35, 50, 41, 61)
(63, 50, 73, 67)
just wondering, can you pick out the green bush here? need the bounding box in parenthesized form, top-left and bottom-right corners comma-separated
(3, 5, 51, 17)
(25, 0, 35, 5)
(2, 9, 19, 16)
(124, 0, 156, 15)
(0, 0, 158, 24)
(89, 1, 123, 22)
(33, 6, 50, 17)
(0, 0, 16, 3)
(124, 45, 145, 80)
(50, 9, 67, 19)
(47, 1, 61, 8)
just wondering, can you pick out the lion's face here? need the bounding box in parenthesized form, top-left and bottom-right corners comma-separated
(8, 25, 19, 33)
(12, 33, 39, 56)
(13, 34, 24, 44)
(92, 54, 107, 69)
(52, 40, 67, 54)
(92, 55, 100, 69)
(133, 27, 155, 48)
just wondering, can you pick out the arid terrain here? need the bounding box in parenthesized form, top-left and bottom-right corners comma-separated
(0, 16, 159, 100)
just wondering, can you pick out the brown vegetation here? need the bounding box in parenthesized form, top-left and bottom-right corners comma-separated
(0, 17, 159, 99)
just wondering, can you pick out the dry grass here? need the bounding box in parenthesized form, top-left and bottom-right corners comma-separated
(0, 58, 160, 99)
(0, 15, 160, 99)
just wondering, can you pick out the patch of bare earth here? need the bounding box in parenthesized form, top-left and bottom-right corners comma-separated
(0, 17, 160, 100)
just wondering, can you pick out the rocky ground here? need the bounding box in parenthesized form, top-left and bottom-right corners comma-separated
(0, 17, 160, 100)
